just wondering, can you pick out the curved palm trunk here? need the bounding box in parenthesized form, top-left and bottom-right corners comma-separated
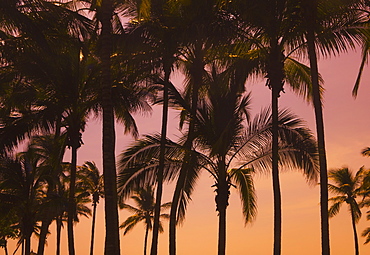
(144, 225, 149, 255)
(268, 41, 284, 255)
(100, 0, 121, 254)
(90, 199, 98, 255)
(4, 243, 8, 255)
(169, 43, 203, 255)
(350, 209, 359, 255)
(169, 161, 187, 255)
(150, 62, 170, 255)
(305, 2, 330, 254)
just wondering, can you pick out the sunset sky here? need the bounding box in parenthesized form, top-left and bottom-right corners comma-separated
(5, 49, 370, 255)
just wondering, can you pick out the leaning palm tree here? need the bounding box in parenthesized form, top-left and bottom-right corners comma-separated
(328, 167, 366, 255)
(119, 186, 171, 255)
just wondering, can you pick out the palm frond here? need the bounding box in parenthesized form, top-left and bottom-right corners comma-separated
(284, 57, 324, 103)
(229, 168, 257, 224)
(328, 201, 342, 218)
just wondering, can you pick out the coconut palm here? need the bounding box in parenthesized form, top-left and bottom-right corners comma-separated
(119, 186, 170, 255)
(328, 167, 366, 255)
(76, 161, 104, 255)
(25, 135, 67, 255)
(352, 2, 370, 97)
(0, 152, 45, 255)
(300, 2, 369, 253)
(118, 63, 319, 255)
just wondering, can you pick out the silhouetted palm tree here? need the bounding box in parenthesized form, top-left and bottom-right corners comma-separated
(328, 167, 366, 255)
(119, 186, 171, 255)
(77, 161, 104, 255)
(0, 152, 45, 255)
(118, 64, 318, 255)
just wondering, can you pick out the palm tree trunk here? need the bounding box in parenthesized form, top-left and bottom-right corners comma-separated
(100, 0, 121, 254)
(305, 2, 330, 254)
(4, 243, 8, 255)
(216, 160, 229, 255)
(90, 201, 97, 255)
(268, 40, 284, 255)
(56, 215, 62, 255)
(169, 167, 186, 255)
(216, 184, 228, 255)
(37, 218, 52, 255)
(144, 225, 149, 255)
(150, 61, 170, 255)
(67, 143, 77, 255)
(25, 234, 31, 255)
(169, 43, 203, 255)
(350, 210, 360, 255)
(271, 76, 282, 255)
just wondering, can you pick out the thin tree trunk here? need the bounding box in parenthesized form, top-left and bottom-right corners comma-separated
(169, 43, 203, 255)
(150, 62, 170, 255)
(351, 210, 359, 255)
(4, 242, 8, 255)
(100, 0, 121, 254)
(217, 202, 227, 255)
(25, 235, 31, 255)
(56, 216, 62, 255)
(216, 160, 228, 255)
(37, 219, 52, 255)
(144, 226, 149, 255)
(90, 201, 97, 255)
(304, 1, 330, 253)
(272, 77, 281, 255)
(267, 40, 284, 255)
(67, 143, 77, 255)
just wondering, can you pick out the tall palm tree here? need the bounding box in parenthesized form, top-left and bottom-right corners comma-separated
(118, 64, 319, 255)
(119, 186, 171, 255)
(300, 2, 369, 253)
(77, 161, 104, 255)
(328, 167, 366, 255)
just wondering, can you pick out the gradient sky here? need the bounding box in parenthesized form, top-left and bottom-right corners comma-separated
(5, 50, 370, 255)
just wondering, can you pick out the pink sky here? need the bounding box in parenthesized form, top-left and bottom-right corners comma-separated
(5, 50, 370, 255)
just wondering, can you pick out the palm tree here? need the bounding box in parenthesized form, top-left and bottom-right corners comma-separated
(0, 151, 45, 255)
(118, 64, 319, 255)
(352, 2, 370, 97)
(300, 2, 369, 253)
(0, 207, 19, 255)
(119, 186, 171, 255)
(77, 161, 104, 255)
(328, 167, 366, 255)
(25, 135, 67, 255)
